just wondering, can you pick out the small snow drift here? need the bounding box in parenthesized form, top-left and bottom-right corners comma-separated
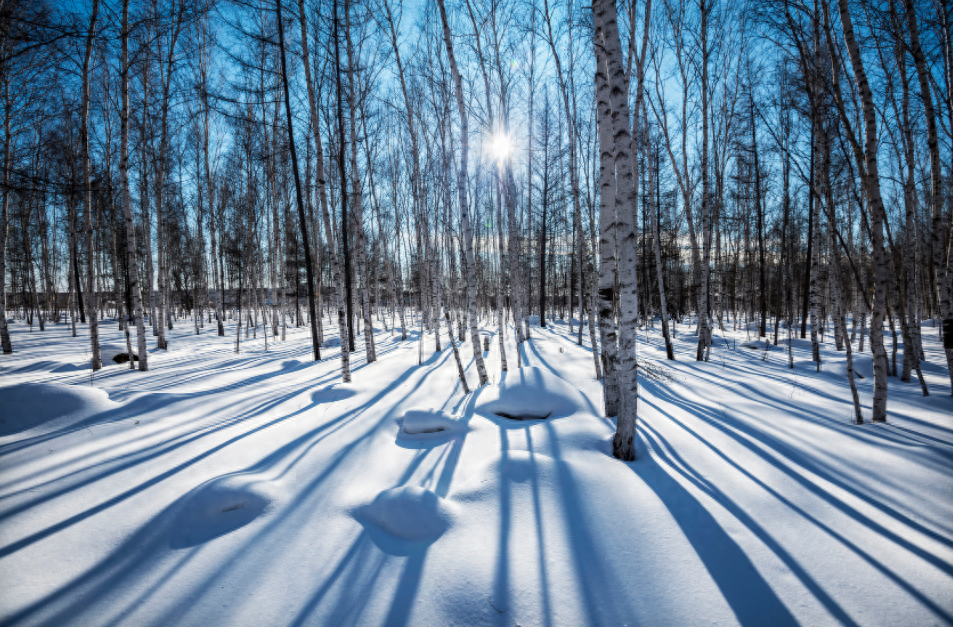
(169, 475, 275, 549)
(355, 486, 452, 545)
(399, 409, 465, 436)
(474, 366, 588, 422)
(0, 383, 115, 436)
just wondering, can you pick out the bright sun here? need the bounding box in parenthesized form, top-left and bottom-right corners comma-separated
(489, 133, 513, 161)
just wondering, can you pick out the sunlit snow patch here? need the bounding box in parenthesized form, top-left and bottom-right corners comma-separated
(169, 475, 276, 549)
(474, 366, 588, 422)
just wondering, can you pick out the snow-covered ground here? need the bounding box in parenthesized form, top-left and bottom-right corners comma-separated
(1, 313, 951, 626)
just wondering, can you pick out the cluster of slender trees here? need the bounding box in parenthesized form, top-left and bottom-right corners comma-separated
(0, 0, 950, 459)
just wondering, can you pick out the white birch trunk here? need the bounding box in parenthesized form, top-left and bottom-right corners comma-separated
(437, 0, 489, 387)
(121, 0, 148, 370)
(594, 0, 639, 460)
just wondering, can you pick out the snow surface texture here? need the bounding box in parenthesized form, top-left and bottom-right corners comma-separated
(0, 316, 951, 626)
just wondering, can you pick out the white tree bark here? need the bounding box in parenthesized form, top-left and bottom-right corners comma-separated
(835, 0, 890, 421)
(344, 1, 376, 363)
(299, 0, 350, 380)
(121, 0, 148, 370)
(904, 0, 952, 393)
(437, 0, 489, 387)
(594, 0, 639, 461)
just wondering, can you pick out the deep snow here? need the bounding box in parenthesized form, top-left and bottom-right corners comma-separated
(0, 313, 951, 626)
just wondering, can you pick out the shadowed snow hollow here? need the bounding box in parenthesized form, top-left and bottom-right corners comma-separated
(0, 383, 116, 436)
(474, 366, 588, 421)
(169, 474, 277, 548)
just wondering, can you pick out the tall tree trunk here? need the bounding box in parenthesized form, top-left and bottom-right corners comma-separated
(153, 0, 184, 351)
(83, 0, 101, 369)
(121, 0, 148, 370)
(594, 0, 639, 460)
(276, 0, 320, 362)
(836, 0, 890, 421)
(344, 0, 375, 363)
(646, 120, 674, 360)
(696, 0, 712, 362)
(0, 76, 9, 353)
(904, 0, 952, 393)
(333, 0, 355, 356)
(437, 0, 489, 387)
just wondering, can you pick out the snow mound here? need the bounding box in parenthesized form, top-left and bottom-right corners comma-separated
(399, 409, 466, 437)
(474, 367, 587, 421)
(356, 486, 452, 543)
(0, 383, 115, 436)
(170, 475, 275, 549)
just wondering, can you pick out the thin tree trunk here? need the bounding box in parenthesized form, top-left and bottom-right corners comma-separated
(437, 0, 489, 387)
(833, 0, 890, 421)
(344, 0, 375, 363)
(276, 0, 320, 362)
(121, 0, 148, 370)
(83, 0, 101, 369)
(904, 0, 952, 393)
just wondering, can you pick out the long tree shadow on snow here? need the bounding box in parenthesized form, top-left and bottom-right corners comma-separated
(0, 347, 454, 627)
(638, 376, 953, 626)
(635, 419, 833, 627)
(0, 333, 402, 521)
(644, 377, 953, 562)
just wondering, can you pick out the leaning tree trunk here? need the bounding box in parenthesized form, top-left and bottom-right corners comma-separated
(837, 0, 890, 421)
(437, 0, 489, 387)
(276, 0, 320, 363)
